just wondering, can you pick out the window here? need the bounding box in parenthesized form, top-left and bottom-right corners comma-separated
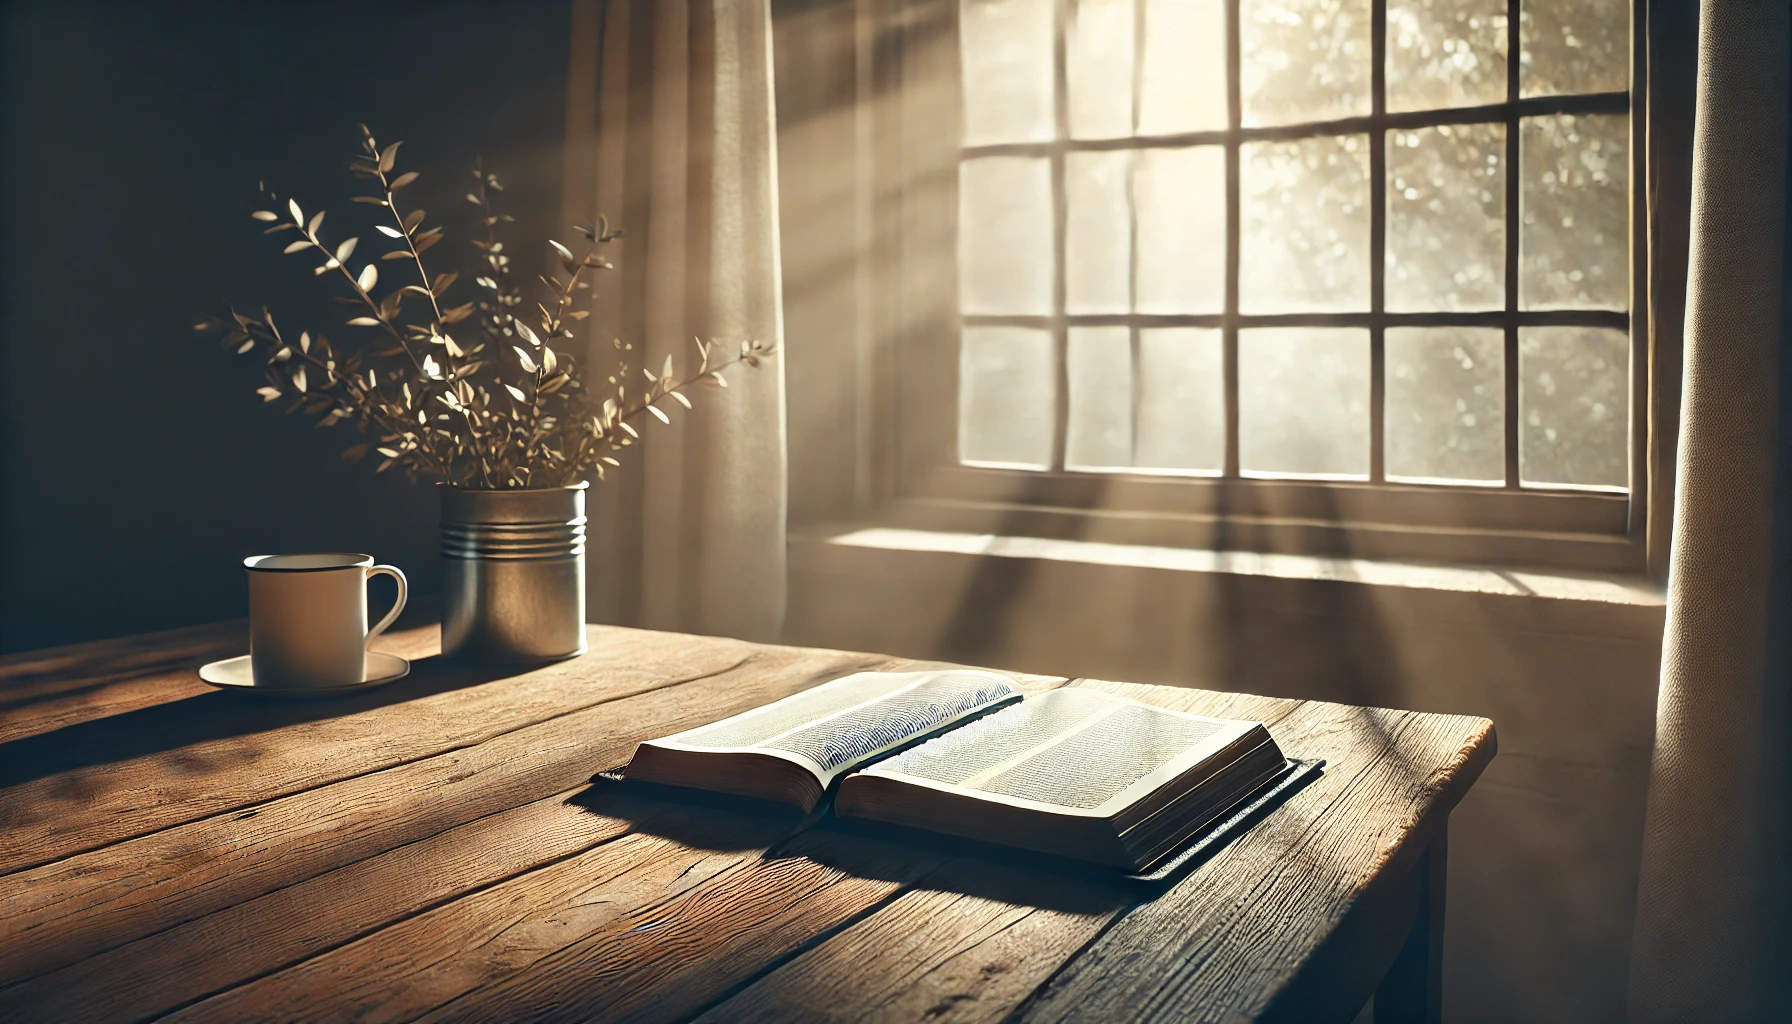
(934, 0, 1643, 568)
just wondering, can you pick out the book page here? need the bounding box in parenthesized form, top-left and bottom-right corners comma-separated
(861, 688, 1252, 815)
(654, 669, 1019, 779)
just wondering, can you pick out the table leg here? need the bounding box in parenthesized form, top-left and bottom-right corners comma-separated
(1374, 824, 1447, 1024)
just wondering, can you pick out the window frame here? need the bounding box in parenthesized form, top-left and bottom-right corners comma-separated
(870, 0, 1668, 575)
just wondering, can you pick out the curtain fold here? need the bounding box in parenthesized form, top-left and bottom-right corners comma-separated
(568, 0, 788, 643)
(1629, 3, 1792, 1020)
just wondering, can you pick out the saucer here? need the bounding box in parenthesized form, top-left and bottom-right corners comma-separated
(198, 651, 410, 698)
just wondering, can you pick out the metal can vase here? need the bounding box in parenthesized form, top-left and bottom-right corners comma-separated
(440, 483, 589, 662)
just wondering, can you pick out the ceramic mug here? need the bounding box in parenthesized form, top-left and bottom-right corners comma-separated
(245, 554, 408, 688)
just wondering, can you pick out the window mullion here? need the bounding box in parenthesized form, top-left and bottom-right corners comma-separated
(1504, 0, 1523, 489)
(1129, 0, 1146, 470)
(1050, 0, 1069, 472)
(1370, 0, 1388, 484)
(1223, 0, 1243, 479)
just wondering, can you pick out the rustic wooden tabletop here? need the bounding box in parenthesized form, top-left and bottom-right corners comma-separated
(0, 623, 1492, 1024)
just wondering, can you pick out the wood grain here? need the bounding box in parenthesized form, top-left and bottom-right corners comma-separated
(0, 621, 248, 744)
(0, 788, 631, 1024)
(0, 625, 754, 874)
(413, 824, 953, 1024)
(1, 624, 1495, 1024)
(695, 687, 1310, 1024)
(160, 809, 834, 1024)
(1013, 702, 1495, 1024)
(0, 642, 892, 988)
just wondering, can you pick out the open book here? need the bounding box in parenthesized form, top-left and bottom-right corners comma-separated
(624, 670, 1290, 871)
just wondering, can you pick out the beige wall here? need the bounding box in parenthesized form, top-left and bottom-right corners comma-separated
(787, 533, 1663, 1024)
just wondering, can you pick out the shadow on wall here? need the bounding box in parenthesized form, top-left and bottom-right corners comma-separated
(0, 0, 573, 653)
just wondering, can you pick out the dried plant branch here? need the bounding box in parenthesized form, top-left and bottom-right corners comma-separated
(199, 126, 773, 489)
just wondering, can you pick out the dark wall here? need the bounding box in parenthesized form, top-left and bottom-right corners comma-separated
(0, 0, 572, 652)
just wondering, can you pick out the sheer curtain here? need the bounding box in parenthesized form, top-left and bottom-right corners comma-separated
(1629, 3, 1792, 1020)
(563, 0, 788, 643)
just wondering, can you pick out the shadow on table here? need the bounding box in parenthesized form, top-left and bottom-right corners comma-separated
(0, 652, 548, 786)
(567, 777, 1137, 915)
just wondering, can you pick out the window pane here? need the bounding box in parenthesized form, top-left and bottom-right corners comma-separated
(1387, 0, 1508, 112)
(1241, 135, 1371, 313)
(1067, 151, 1132, 314)
(961, 0, 1055, 145)
(1139, 0, 1227, 135)
(1240, 327, 1371, 478)
(1521, 0, 1627, 98)
(1520, 326, 1628, 489)
(1386, 123, 1505, 312)
(960, 157, 1054, 315)
(1068, 0, 1135, 140)
(961, 326, 1055, 468)
(1520, 114, 1628, 310)
(1241, 0, 1372, 127)
(1066, 327, 1133, 470)
(1138, 328, 1225, 471)
(1386, 327, 1504, 483)
(1136, 146, 1226, 313)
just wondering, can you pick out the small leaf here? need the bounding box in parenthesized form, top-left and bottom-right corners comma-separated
(514, 322, 540, 347)
(288, 198, 304, 225)
(342, 443, 371, 463)
(377, 446, 401, 458)
(414, 233, 441, 254)
(299, 331, 311, 353)
(390, 171, 420, 190)
(549, 239, 575, 262)
(504, 383, 526, 402)
(357, 264, 378, 291)
(431, 271, 459, 296)
(441, 301, 475, 324)
(336, 237, 358, 262)
(601, 456, 621, 467)
(236, 339, 256, 355)
(352, 196, 388, 206)
(403, 209, 426, 232)
(293, 366, 308, 393)
(257, 386, 282, 402)
(376, 225, 404, 239)
(251, 210, 278, 222)
(442, 334, 465, 357)
(540, 347, 557, 374)
(670, 391, 692, 409)
(648, 405, 671, 425)
(282, 240, 312, 254)
(513, 346, 537, 373)
(307, 210, 325, 236)
(381, 250, 411, 261)
(378, 140, 402, 173)
(422, 353, 442, 379)
(347, 316, 381, 326)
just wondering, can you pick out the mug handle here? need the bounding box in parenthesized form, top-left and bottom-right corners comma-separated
(365, 564, 408, 647)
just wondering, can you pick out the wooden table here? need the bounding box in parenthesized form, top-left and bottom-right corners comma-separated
(0, 623, 1493, 1024)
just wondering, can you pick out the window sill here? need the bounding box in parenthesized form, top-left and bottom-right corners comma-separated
(789, 522, 1666, 644)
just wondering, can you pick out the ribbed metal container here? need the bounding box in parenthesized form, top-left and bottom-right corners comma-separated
(440, 483, 588, 662)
